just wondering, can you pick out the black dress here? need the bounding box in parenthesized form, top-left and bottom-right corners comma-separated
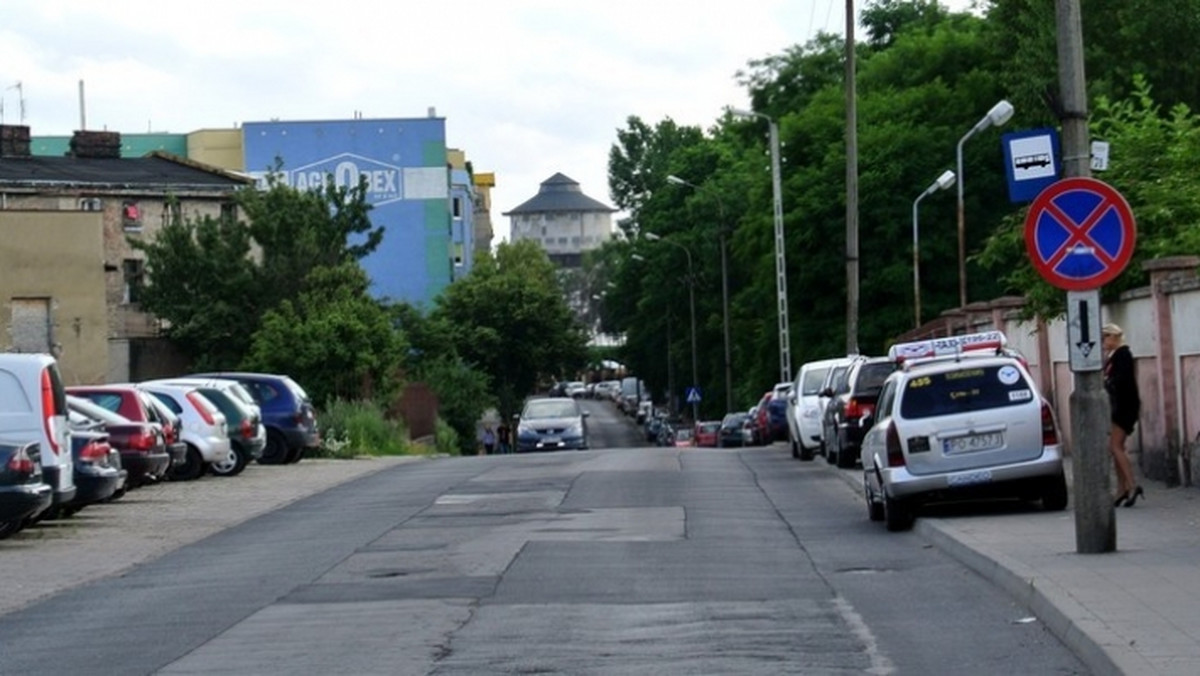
(1104, 344, 1141, 435)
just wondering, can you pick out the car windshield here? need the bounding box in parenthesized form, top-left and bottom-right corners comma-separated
(698, 422, 721, 433)
(900, 363, 1034, 419)
(522, 400, 579, 419)
(802, 367, 831, 395)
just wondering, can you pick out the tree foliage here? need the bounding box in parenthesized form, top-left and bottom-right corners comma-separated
(432, 240, 588, 417)
(241, 263, 405, 406)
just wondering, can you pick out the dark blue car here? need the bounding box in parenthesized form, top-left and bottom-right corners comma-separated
(190, 373, 320, 464)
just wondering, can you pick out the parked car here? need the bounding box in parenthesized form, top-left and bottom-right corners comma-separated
(787, 357, 856, 461)
(822, 356, 896, 469)
(152, 378, 266, 477)
(718, 412, 752, 448)
(693, 421, 721, 447)
(61, 427, 125, 514)
(65, 387, 173, 487)
(0, 354, 74, 516)
(189, 372, 319, 465)
(0, 440, 53, 539)
(564, 381, 587, 398)
(767, 382, 792, 443)
(671, 426, 694, 447)
(135, 382, 231, 480)
(142, 393, 188, 474)
(515, 397, 589, 452)
(860, 332, 1069, 531)
(749, 392, 772, 445)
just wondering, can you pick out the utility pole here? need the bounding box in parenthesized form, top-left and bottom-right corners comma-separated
(1056, 0, 1113, 553)
(845, 0, 860, 356)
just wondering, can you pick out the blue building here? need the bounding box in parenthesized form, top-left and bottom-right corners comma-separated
(243, 115, 471, 307)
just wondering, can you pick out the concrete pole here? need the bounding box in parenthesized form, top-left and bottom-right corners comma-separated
(1057, 0, 1115, 553)
(844, 0, 860, 356)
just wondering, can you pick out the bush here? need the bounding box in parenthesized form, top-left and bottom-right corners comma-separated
(432, 418, 463, 456)
(314, 398, 410, 457)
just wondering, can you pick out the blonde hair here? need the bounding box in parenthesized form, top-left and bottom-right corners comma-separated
(1102, 323, 1125, 344)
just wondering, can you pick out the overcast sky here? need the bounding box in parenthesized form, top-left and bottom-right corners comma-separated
(0, 0, 974, 240)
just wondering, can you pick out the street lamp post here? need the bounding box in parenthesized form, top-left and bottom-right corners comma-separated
(644, 233, 699, 422)
(911, 169, 956, 328)
(955, 99, 1014, 308)
(666, 175, 733, 414)
(730, 108, 790, 383)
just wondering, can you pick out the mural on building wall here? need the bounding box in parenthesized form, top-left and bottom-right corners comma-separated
(242, 118, 451, 306)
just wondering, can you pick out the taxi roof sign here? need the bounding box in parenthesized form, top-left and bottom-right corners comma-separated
(888, 330, 1007, 362)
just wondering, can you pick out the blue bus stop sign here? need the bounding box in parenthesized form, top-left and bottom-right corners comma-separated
(1024, 177, 1136, 291)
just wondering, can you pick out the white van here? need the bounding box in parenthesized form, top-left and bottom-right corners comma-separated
(0, 354, 74, 513)
(787, 356, 856, 461)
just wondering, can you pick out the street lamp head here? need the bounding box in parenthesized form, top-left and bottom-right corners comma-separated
(727, 107, 755, 120)
(935, 169, 956, 191)
(631, 253, 646, 262)
(666, 175, 687, 186)
(644, 232, 662, 241)
(984, 99, 1014, 129)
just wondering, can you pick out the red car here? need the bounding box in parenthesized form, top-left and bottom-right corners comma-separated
(693, 421, 721, 447)
(751, 392, 773, 445)
(66, 386, 173, 487)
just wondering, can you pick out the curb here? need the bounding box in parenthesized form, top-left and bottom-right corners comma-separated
(822, 459, 1140, 676)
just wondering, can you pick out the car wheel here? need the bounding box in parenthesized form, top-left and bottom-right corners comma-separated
(790, 438, 800, 459)
(799, 440, 815, 462)
(285, 444, 305, 464)
(1041, 473, 1069, 511)
(170, 444, 207, 481)
(883, 492, 914, 532)
(0, 518, 23, 540)
(260, 430, 289, 465)
(211, 443, 249, 477)
(865, 475, 885, 522)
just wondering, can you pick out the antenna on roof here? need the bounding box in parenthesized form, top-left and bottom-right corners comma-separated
(4, 81, 24, 124)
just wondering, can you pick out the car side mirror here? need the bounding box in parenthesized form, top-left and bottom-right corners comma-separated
(582, 411, 590, 418)
(820, 387, 833, 398)
(861, 412, 873, 429)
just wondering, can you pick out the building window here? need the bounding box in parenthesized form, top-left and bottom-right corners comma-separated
(79, 197, 103, 211)
(123, 259, 145, 304)
(162, 201, 182, 227)
(220, 202, 237, 222)
(122, 200, 143, 231)
(453, 243, 464, 266)
(541, 226, 547, 236)
(452, 196, 463, 219)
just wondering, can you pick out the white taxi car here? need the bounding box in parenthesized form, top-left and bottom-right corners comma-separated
(859, 331, 1068, 531)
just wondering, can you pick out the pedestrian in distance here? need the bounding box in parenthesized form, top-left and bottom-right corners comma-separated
(497, 421, 512, 455)
(481, 424, 496, 456)
(1102, 323, 1143, 507)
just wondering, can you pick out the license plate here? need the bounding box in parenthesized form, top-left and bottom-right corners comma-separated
(943, 431, 1003, 454)
(948, 469, 994, 487)
(539, 437, 561, 447)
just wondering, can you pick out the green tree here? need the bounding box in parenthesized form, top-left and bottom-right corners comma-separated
(415, 355, 495, 456)
(241, 263, 406, 406)
(977, 77, 1200, 317)
(433, 240, 588, 417)
(130, 206, 258, 368)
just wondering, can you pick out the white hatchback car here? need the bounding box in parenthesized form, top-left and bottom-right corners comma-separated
(859, 332, 1068, 531)
(787, 356, 856, 461)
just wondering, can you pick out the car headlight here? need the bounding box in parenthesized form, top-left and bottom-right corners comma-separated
(563, 422, 583, 436)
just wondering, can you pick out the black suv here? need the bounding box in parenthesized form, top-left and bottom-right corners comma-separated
(821, 356, 896, 469)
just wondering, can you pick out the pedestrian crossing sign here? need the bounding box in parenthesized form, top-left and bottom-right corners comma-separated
(686, 387, 701, 404)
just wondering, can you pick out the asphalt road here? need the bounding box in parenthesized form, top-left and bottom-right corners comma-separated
(0, 400, 1087, 675)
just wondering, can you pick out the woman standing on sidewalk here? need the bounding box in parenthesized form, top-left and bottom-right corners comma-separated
(1103, 323, 1143, 507)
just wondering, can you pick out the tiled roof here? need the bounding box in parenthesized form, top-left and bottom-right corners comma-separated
(503, 172, 614, 215)
(0, 152, 252, 190)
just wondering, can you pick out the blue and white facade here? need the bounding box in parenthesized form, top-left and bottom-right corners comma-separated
(243, 116, 471, 307)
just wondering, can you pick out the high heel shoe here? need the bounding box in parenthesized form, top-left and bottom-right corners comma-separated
(1123, 486, 1144, 508)
(1114, 491, 1130, 507)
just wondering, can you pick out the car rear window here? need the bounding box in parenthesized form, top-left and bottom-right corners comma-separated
(853, 362, 895, 396)
(523, 400, 579, 418)
(900, 363, 1035, 419)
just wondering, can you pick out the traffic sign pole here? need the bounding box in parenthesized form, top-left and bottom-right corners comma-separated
(1054, 0, 1118, 554)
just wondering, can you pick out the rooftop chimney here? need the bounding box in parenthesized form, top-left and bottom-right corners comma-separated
(69, 130, 121, 159)
(0, 124, 31, 158)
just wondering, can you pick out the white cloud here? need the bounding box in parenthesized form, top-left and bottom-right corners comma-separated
(0, 0, 976, 239)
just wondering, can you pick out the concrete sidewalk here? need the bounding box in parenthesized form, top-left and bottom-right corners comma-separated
(832, 459, 1200, 675)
